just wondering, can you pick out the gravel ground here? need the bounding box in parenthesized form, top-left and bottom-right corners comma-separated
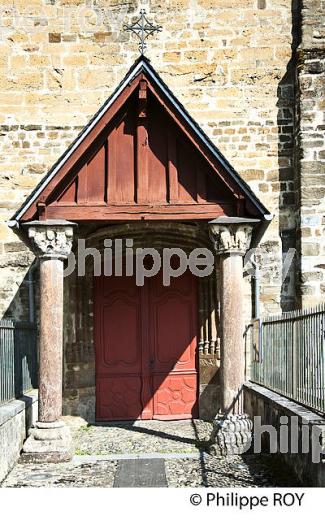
(1, 419, 301, 488)
(165, 454, 301, 488)
(2, 460, 117, 488)
(2, 453, 300, 488)
(73, 419, 213, 455)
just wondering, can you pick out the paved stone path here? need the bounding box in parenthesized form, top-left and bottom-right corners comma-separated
(1, 419, 301, 488)
(114, 459, 167, 487)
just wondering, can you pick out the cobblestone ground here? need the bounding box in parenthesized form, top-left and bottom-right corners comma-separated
(2, 461, 117, 488)
(165, 454, 301, 487)
(73, 419, 212, 455)
(1, 419, 301, 488)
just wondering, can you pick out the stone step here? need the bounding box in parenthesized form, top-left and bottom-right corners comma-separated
(113, 458, 167, 488)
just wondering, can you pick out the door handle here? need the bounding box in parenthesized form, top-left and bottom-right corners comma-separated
(150, 358, 155, 368)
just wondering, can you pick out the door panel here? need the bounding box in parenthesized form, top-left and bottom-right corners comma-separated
(149, 271, 198, 419)
(150, 294, 195, 371)
(96, 376, 142, 420)
(95, 274, 142, 420)
(95, 269, 198, 421)
(102, 300, 139, 369)
(153, 373, 198, 419)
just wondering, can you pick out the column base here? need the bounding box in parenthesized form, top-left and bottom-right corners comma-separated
(206, 414, 253, 456)
(21, 421, 73, 463)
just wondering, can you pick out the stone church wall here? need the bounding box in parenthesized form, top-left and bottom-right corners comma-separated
(0, 0, 301, 321)
(295, 0, 325, 306)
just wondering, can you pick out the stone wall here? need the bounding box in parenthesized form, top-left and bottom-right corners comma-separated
(0, 0, 301, 319)
(296, 0, 325, 306)
(0, 390, 38, 482)
(244, 382, 325, 487)
(63, 251, 95, 422)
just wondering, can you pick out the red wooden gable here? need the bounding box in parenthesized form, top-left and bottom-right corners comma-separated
(14, 58, 269, 223)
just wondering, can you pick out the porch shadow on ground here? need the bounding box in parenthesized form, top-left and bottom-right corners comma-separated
(71, 419, 302, 487)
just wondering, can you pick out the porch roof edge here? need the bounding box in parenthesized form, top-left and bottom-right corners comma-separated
(9, 55, 271, 227)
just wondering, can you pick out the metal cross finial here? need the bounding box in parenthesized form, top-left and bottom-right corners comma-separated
(123, 9, 162, 56)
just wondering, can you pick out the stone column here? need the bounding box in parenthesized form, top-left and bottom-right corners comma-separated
(219, 252, 246, 414)
(208, 217, 258, 455)
(21, 220, 76, 463)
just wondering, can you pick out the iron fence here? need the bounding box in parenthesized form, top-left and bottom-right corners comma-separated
(250, 304, 325, 415)
(0, 319, 38, 406)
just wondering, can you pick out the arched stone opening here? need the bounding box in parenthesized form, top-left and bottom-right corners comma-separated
(63, 221, 221, 422)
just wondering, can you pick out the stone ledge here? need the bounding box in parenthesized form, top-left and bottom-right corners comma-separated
(244, 382, 325, 423)
(0, 390, 38, 428)
(244, 381, 325, 486)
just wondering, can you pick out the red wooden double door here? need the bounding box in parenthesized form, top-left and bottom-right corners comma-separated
(94, 269, 198, 420)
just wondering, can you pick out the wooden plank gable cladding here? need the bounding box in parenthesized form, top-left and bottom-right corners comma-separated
(49, 84, 234, 220)
(15, 57, 269, 223)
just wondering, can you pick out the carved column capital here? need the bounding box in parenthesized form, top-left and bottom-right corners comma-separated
(208, 217, 259, 256)
(22, 220, 77, 260)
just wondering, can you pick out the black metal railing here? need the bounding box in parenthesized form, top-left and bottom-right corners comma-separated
(0, 319, 38, 405)
(249, 304, 325, 414)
